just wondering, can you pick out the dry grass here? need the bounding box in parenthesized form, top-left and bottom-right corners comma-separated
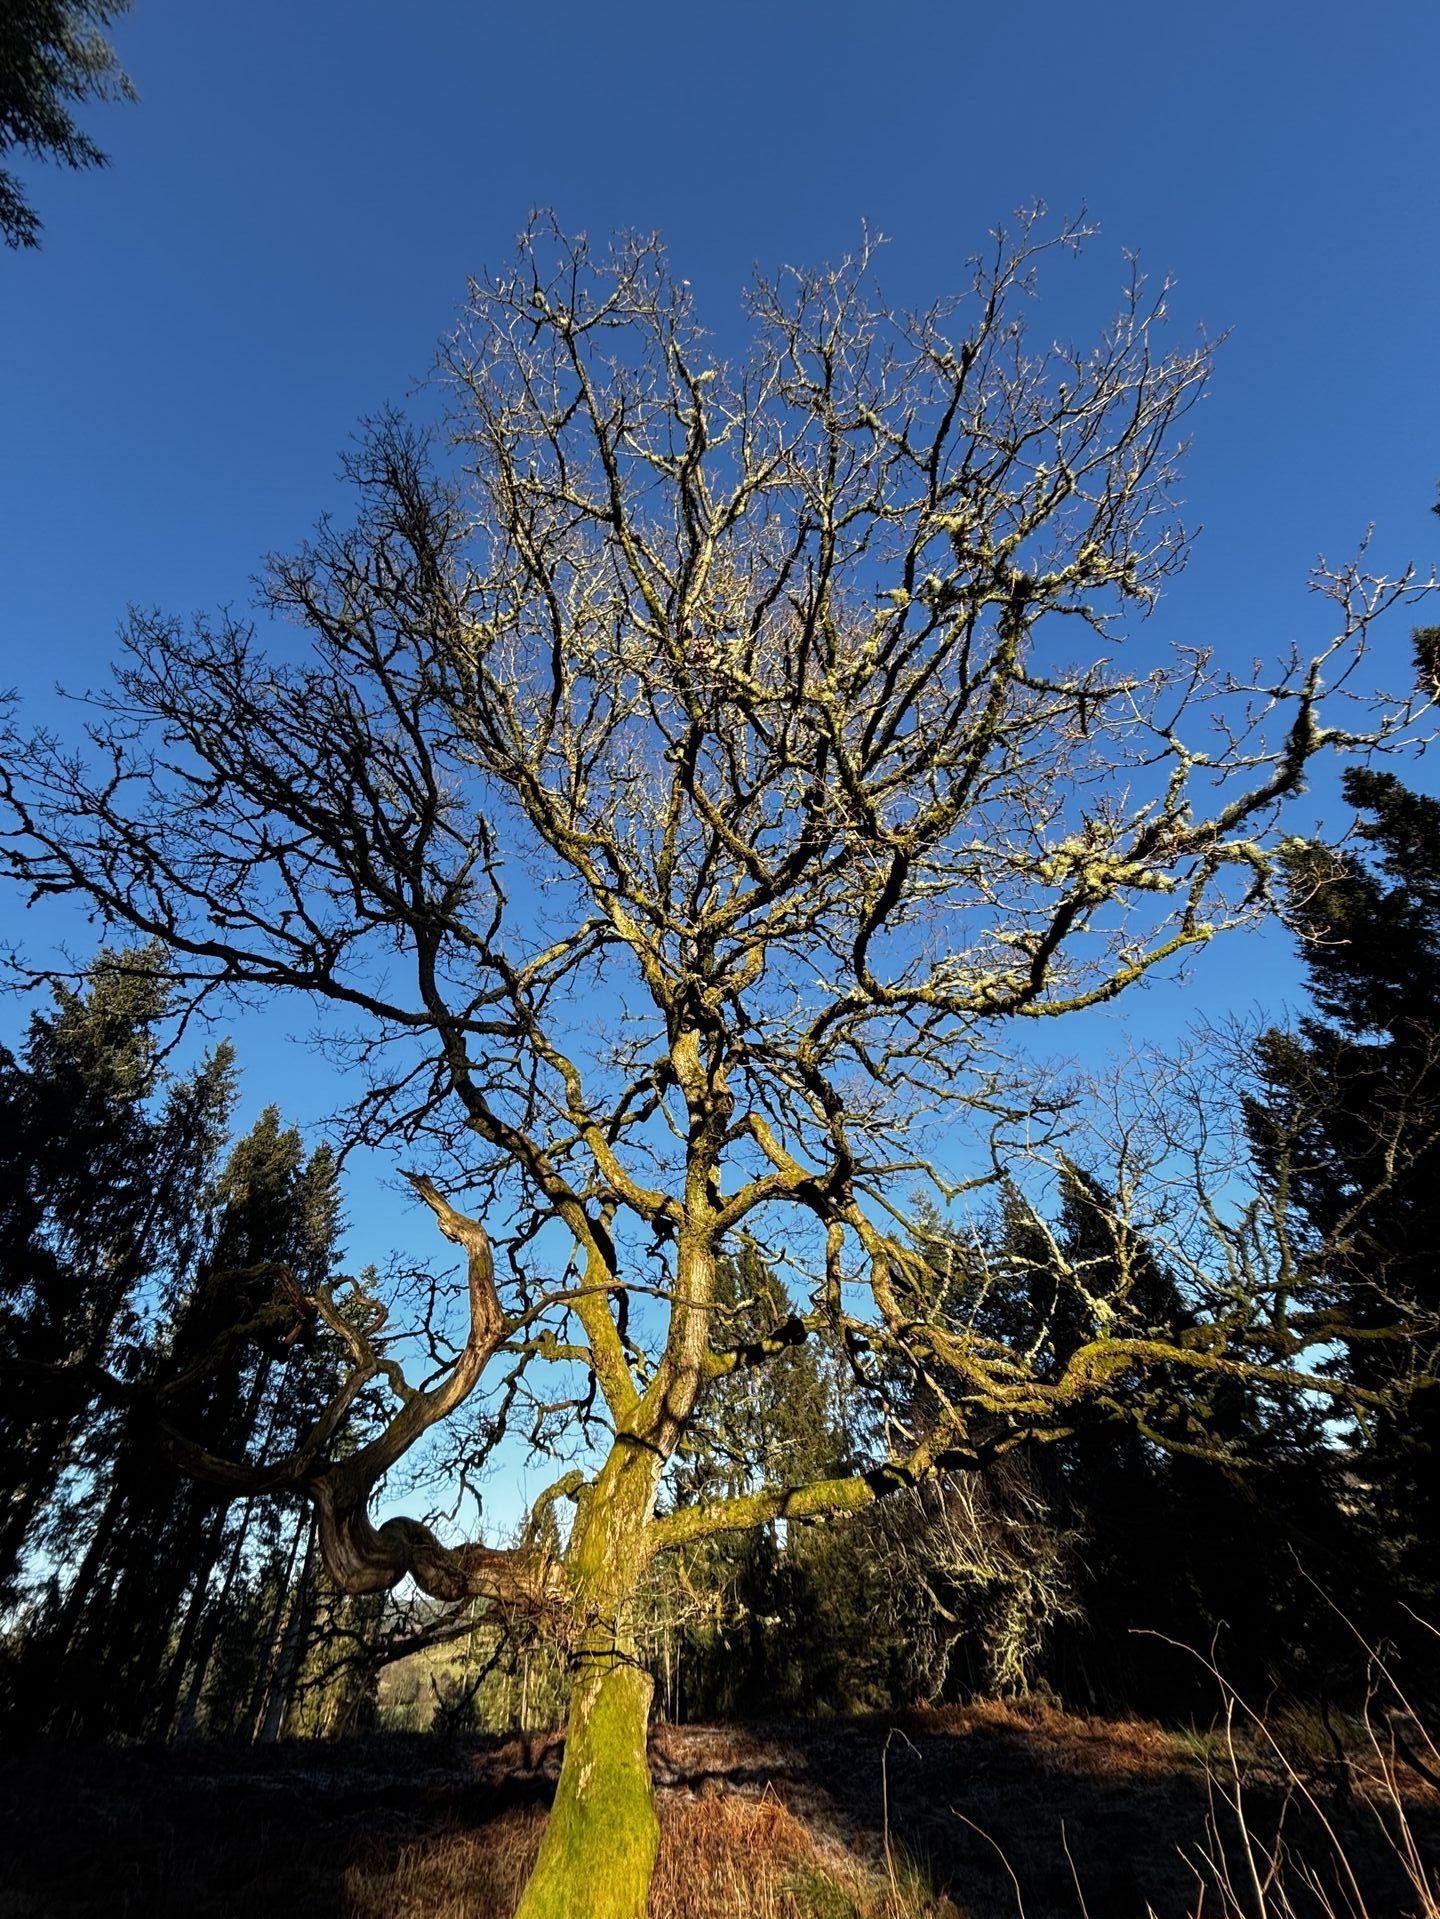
(346, 1792, 958, 1919)
(877, 1694, 1199, 1777)
(1172, 1659, 1440, 1919)
(344, 1808, 542, 1919)
(2, 1699, 1435, 1919)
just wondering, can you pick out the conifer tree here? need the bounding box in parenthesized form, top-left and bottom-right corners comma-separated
(0, 947, 231, 1605)
(0, 0, 134, 248)
(663, 1246, 854, 1717)
(1247, 735, 1440, 1603)
(51, 1107, 345, 1737)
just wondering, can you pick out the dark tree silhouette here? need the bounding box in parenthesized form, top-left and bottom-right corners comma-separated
(49, 1108, 344, 1739)
(1248, 730, 1440, 1603)
(0, 947, 230, 1606)
(0, 0, 133, 248)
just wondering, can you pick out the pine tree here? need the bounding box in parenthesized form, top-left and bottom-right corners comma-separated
(0, 947, 232, 1605)
(1247, 744, 1440, 1604)
(910, 1169, 1359, 1710)
(1037, 1169, 1346, 1708)
(0, 0, 134, 248)
(49, 1107, 345, 1737)
(662, 1245, 856, 1717)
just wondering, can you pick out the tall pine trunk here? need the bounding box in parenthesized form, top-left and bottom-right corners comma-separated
(245, 1506, 308, 1737)
(257, 1511, 316, 1742)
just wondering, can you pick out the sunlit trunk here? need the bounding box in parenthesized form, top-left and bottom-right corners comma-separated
(514, 1642, 658, 1919)
(257, 1510, 316, 1741)
(513, 1445, 665, 1919)
(170, 1498, 252, 1738)
(245, 1504, 308, 1737)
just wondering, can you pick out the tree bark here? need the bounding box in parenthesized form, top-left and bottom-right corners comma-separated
(248, 1505, 310, 1738)
(258, 1510, 316, 1742)
(156, 1502, 229, 1735)
(514, 1444, 665, 1919)
(169, 1497, 253, 1738)
(514, 1646, 658, 1919)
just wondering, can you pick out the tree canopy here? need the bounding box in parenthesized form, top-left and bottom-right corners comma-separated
(1, 215, 1434, 1919)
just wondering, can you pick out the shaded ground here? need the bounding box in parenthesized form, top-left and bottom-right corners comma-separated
(2, 1702, 1435, 1917)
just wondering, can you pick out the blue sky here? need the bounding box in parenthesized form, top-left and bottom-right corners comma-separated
(2, 1, 1438, 1499)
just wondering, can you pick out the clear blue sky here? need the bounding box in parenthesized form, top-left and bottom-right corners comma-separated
(2, 0, 1438, 1421)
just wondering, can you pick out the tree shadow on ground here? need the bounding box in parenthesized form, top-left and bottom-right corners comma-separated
(650, 1701, 1440, 1919)
(2, 1707, 1436, 1919)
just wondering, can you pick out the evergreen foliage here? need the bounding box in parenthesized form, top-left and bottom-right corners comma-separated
(1247, 749, 1440, 1607)
(0, 946, 229, 1605)
(0, 0, 133, 247)
(50, 1108, 345, 1737)
(0, 951, 362, 1741)
(663, 1246, 864, 1718)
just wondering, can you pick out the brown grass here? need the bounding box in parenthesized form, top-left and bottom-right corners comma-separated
(345, 1792, 958, 1919)
(344, 1808, 542, 1919)
(2, 1701, 1435, 1919)
(873, 1694, 1198, 1776)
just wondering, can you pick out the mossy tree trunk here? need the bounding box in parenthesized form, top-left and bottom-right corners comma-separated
(514, 1646, 658, 1919)
(515, 1192, 721, 1918)
(513, 1451, 665, 1919)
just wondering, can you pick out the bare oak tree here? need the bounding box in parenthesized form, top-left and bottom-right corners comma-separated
(0, 212, 1431, 1918)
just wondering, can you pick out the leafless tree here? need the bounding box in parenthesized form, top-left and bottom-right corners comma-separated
(0, 211, 1432, 1918)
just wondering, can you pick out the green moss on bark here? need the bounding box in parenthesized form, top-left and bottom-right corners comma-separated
(513, 1660, 658, 1919)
